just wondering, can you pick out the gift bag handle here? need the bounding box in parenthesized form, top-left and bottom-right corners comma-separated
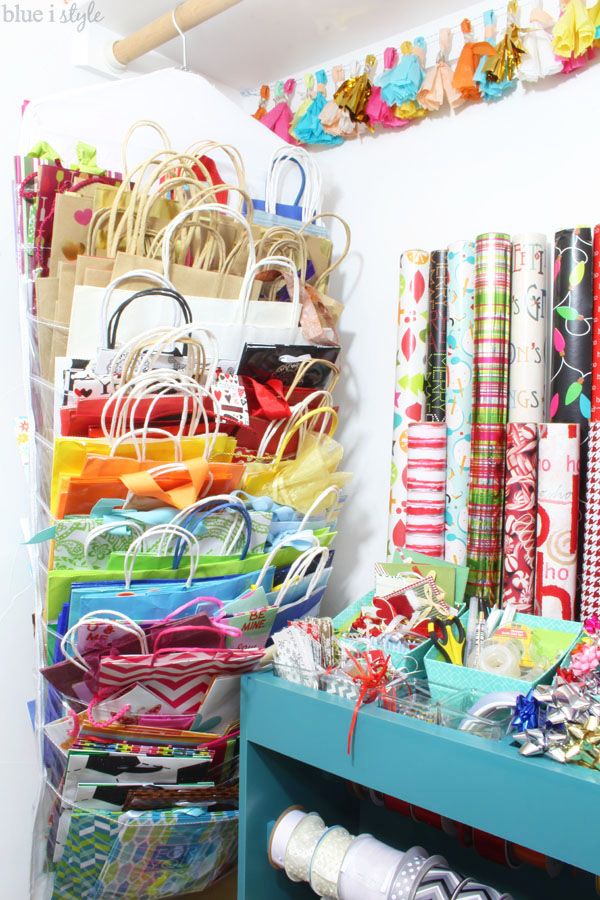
(285, 358, 341, 399)
(61, 611, 149, 672)
(124, 524, 200, 589)
(99, 270, 177, 348)
(153, 623, 242, 652)
(121, 119, 172, 174)
(165, 495, 252, 559)
(274, 545, 330, 607)
(106, 288, 193, 350)
(84, 521, 145, 564)
(162, 596, 225, 622)
(161, 203, 256, 284)
(298, 486, 342, 530)
(254, 531, 320, 589)
(275, 406, 338, 464)
(239, 255, 301, 324)
(298, 212, 351, 290)
(170, 501, 254, 568)
(108, 428, 183, 462)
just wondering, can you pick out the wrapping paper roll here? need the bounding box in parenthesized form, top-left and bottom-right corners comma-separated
(508, 234, 547, 422)
(425, 250, 448, 423)
(534, 423, 580, 619)
(591, 225, 600, 419)
(473, 233, 512, 425)
(549, 227, 593, 423)
(445, 241, 475, 566)
(406, 422, 447, 558)
(502, 424, 538, 612)
(466, 423, 507, 606)
(388, 250, 430, 556)
(580, 421, 600, 618)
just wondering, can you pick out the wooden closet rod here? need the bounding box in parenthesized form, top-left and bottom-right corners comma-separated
(112, 0, 242, 66)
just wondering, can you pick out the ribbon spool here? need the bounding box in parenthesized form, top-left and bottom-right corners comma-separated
(506, 843, 563, 877)
(283, 811, 326, 883)
(309, 824, 355, 898)
(406, 856, 453, 900)
(268, 806, 305, 869)
(411, 805, 444, 831)
(387, 846, 430, 900)
(383, 795, 412, 817)
(338, 833, 405, 900)
(472, 829, 510, 867)
(453, 877, 513, 899)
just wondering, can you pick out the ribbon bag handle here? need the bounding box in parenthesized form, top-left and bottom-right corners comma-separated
(98, 270, 177, 349)
(123, 524, 201, 589)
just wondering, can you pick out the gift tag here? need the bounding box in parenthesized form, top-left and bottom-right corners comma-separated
(213, 369, 249, 425)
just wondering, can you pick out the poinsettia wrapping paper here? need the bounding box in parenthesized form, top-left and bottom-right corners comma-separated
(508, 234, 547, 422)
(406, 422, 447, 557)
(591, 225, 600, 419)
(445, 240, 475, 565)
(501, 423, 538, 612)
(425, 250, 448, 423)
(550, 227, 593, 424)
(535, 423, 580, 619)
(466, 423, 507, 606)
(473, 233, 512, 425)
(579, 421, 600, 618)
(387, 249, 430, 557)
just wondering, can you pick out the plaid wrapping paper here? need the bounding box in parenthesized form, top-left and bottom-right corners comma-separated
(466, 423, 507, 606)
(473, 233, 512, 426)
(425, 250, 448, 423)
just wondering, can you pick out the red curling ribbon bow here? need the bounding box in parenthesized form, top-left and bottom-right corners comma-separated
(346, 650, 390, 755)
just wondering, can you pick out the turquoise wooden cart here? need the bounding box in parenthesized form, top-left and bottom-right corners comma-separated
(238, 670, 599, 899)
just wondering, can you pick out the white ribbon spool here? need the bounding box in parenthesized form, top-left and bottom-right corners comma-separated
(386, 846, 429, 900)
(268, 806, 306, 870)
(309, 825, 355, 898)
(338, 833, 405, 900)
(283, 812, 326, 883)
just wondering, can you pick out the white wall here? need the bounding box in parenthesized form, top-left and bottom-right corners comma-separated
(314, 62, 600, 612)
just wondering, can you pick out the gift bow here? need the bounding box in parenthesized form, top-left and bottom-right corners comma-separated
(72, 140, 105, 175)
(345, 650, 390, 755)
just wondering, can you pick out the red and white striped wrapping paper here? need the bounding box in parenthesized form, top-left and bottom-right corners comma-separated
(534, 423, 580, 619)
(97, 649, 264, 714)
(580, 420, 600, 618)
(501, 423, 538, 613)
(405, 422, 447, 558)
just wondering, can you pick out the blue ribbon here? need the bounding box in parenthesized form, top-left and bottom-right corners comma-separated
(511, 690, 539, 731)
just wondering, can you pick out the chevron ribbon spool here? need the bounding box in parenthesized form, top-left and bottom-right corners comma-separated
(580, 420, 600, 617)
(454, 878, 508, 900)
(413, 865, 462, 899)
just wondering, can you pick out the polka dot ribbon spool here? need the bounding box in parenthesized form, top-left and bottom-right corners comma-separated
(387, 846, 429, 900)
(309, 824, 355, 898)
(283, 812, 326, 883)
